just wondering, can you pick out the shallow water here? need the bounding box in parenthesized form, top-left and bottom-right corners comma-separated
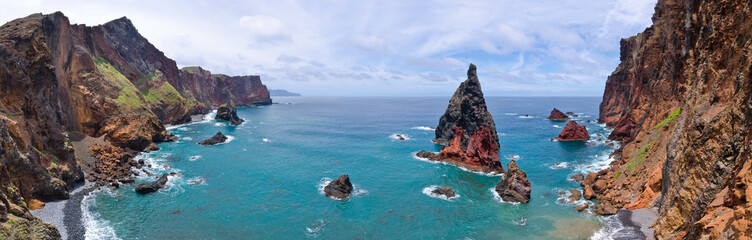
(84, 97, 620, 239)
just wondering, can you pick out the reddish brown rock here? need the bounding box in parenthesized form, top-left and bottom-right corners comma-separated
(427, 64, 503, 173)
(553, 121, 589, 141)
(546, 108, 569, 120)
(494, 160, 531, 203)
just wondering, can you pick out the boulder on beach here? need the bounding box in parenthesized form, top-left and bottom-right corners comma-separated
(135, 173, 170, 194)
(547, 108, 570, 120)
(216, 100, 245, 126)
(324, 174, 353, 199)
(553, 121, 589, 141)
(431, 186, 456, 198)
(198, 132, 228, 145)
(494, 160, 531, 203)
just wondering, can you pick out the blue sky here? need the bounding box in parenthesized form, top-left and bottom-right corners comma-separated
(1, 0, 657, 96)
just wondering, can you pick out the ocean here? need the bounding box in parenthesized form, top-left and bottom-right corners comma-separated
(81, 97, 637, 239)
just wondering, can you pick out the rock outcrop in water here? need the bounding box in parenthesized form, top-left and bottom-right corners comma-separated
(431, 186, 456, 198)
(324, 175, 353, 199)
(429, 64, 503, 173)
(0, 11, 272, 229)
(135, 173, 170, 194)
(494, 160, 530, 203)
(216, 101, 245, 126)
(552, 121, 589, 141)
(198, 132, 228, 146)
(546, 108, 569, 120)
(594, 0, 752, 238)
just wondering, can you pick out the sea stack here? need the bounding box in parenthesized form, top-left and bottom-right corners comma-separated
(429, 64, 504, 173)
(135, 173, 170, 194)
(324, 175, 353, 199)
(198, 132, 228, 145)
(494, 160, 531, 203)
(546, 108, 569, 120)
(553, 121, 589, 141)
(216, 100, 245, 126)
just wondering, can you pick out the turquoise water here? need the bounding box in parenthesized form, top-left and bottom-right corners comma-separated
(83, 97, 619, 239)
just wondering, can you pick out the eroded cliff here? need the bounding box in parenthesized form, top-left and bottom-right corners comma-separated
(596, 0, 752, 238)
(0, 11, 272, 235)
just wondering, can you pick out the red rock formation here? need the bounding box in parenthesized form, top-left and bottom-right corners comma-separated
(594, 0, 752, 238)
(546, 108, 569, 120)
(494, 160, 531, 203)
(553, 121, 589, 141)
(429, 64, 504, 173)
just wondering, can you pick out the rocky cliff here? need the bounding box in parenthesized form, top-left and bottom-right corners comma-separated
(0, 11, 271, 234)
(430, 64, 503, 173)
(597, 0, 752, 238)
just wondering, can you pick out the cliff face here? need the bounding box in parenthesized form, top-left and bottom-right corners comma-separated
(0, 11, 271, 219)
(432, 64, 503, 173)
(597, 0, 752, 238)
(0, 120, 61, 239)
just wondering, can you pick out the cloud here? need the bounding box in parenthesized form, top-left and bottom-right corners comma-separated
(238, 15, 291, 44)
(0, 0, 659, 96)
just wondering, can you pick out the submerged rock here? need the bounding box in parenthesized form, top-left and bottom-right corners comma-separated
(426, 64, 503, 173)
(324, 174, 353, 199)
(198, 132, 228, 145)
(547, 108, 570, 120)
(574, 203, 589, 212)
(431, 186, 456, 198)
(495, 160, 531, 203)
(553, 121, 589, 141)
(571, 173, 585, 182)
(216, 100, 245, 126)
(135, 173, 170, 194)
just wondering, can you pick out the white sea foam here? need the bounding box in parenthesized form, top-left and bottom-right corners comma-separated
(187, 176, 207, 185)
(215, 122, 226, 126)
(590, 215, 643, 240)
(518, 115, 535, 119)
(389, 133, 410, 141)
(182, 137, 193, 141)
(490, 188, 521, 205)
(82, 189, 121, 240)
(549, 162, 569, 170)
(574, 154, 616, 174)
(411, 126, 435, 131)
(305, 219, 325, 238)
(262, 138, 269, 142)
(553, 124, 562, 128)
(422, 185, 460, 201)
(189, 155, 202, 161)
(505, 155, 521, 161)
(204, 110, 217, 121)
(412, 152, 503, 177)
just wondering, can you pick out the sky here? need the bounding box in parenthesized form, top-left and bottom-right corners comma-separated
(0, 0, 657, 97)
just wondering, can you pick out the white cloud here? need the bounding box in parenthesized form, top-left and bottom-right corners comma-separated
(0, 0, 658, 96)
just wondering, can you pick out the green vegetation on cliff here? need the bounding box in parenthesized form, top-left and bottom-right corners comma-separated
(95, 57, 147, 113)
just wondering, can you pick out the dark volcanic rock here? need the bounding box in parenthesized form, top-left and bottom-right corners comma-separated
(428, 64, 503, 173)
(198, 132, 228, 145)
(135, 173, 170, 194)
(215, 100, 245, 126)
(494, 160, 531, 203)
(416, 150, 438, 160)
(324, 174, 353, 199)
(431, 186, 456, 198)
(553, 121, 589, 141)
(546, 108, 569, 120)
